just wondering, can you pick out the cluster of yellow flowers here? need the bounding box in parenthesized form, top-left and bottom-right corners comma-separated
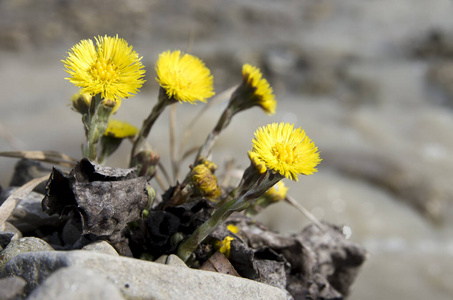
(62, 35, 321, 263)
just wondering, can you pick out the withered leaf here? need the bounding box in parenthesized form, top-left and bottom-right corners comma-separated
(200, 251, 240, 277)
(42, 159, 149, 241)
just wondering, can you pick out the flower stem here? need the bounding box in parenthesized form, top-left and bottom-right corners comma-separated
(176, 195, 238, 263)
(130, 88, 175, 166)
(177, 170, 282, 263)
(195, 106, 234, 163)
(83, 94, 113, 161)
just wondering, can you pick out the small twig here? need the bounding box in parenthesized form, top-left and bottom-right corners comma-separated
(0, 151, 78, 168)
(0, 175, 49, 231)
(0, 122, 22, 150)
(285, 195, 325, 230)
(170, 103, 178, 182)
(153, 173, 168, 192)
(180, 146, 199, 162)
(186, 29, 195, 53)
(220, 158, 235, 187)
(157, 160, 172, 187)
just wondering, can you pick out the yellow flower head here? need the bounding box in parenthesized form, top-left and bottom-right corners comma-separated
(63, 35, 146, 102)
(155, 50, 215, 104)
(104, 119, 138, 139)
(195, 157, 218, 173)
(191, 164, 222, 200)
(227, 224, 239, 234)
(265, 181, 288, 202)
(215, 236, 234, 258)
(250, 123, 321, 181)
(242, 64, 276, 115)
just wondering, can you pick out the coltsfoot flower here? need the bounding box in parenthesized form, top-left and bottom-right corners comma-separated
(63, 35, 146, 102)
(155, 50, 215, 104)
(215, 236, 234, 258)
(191, 164, 222, 200)
(241, 64, 276, 114)
(249, 123, 321, 181)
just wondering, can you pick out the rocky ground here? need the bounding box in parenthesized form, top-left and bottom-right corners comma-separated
(1, 0, 453, 299)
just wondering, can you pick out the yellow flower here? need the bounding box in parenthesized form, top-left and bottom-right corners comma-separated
(242, 64, 276, 115)
(104, 119, 138, 138)
(63, 35, 146, 102)
(227, 224, 239, 234)
(191, 164, 222, 200)
(155, 50, 215, 104)
(216, 236, 234, 258)
(249, 123, 321, 181)
(265, 181, 288, 202)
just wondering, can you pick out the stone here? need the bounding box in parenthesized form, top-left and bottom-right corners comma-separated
(27, 266, 125, 300)
(0, 222, 22, 249)
(0, 237, 54, 270)
(154, 254, 188, 268)
(82, 241, 119, 256)
(165, 254, 188, 268)
(0, 250, 288, 299)
(0, 276, 27, 300)
(61, 218, 82, 247)
(1, 188, 63, 233)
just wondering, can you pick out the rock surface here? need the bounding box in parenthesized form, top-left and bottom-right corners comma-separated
(26, 266, 125, 300)
(0, 276, 27, 300)
(1, 188, 62, 233)
(0, 237, 54, 270)
(0, 250, 288, 300)
(81, 240, 119, 256)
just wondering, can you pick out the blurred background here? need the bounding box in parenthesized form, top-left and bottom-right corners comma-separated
(1, 1, 453, 299)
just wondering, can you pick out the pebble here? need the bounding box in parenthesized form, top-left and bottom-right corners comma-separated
(81, 241, 119, 256)
(0, 276, 27, 300)
(0, 222, 22, 249)
(1, 188, 63, 233)
(0, 237, 54, 270)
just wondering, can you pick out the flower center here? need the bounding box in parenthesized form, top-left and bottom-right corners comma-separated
(90, 58, 119, 84)
(272, 142, 297, 165)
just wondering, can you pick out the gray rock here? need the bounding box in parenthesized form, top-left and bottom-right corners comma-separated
(1, 250, 288, 300)
(0, 276, 27, 300)
(155, 254, 188, 268)
(61, 218, 82, 247)
(0, 222, 22, 249)
(2, 188, 63, 233)
(81, 241, 118, 256)
(27, 266, 125, 300)
(0, 237, 54, 270)
(165, 254, 188, 268)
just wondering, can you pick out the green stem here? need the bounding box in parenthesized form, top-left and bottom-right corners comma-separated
(194, 106, 235, 163)
(176, 195, 238, 263)
(130, 88, 174, 166)
(83, 94, 112, 161)
(177, 171, 283, 263)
